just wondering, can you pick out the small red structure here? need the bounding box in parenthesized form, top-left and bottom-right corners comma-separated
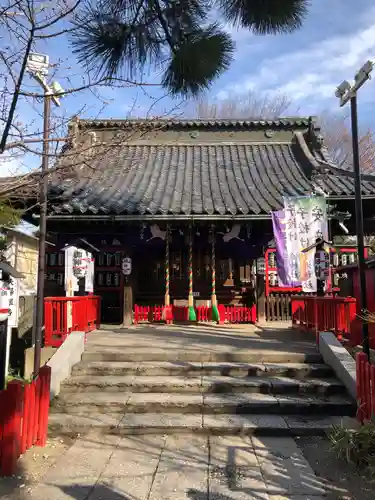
(291, 295, 357, 344)
(0, 365, 51, 476)
(334, 257, 375, 349)
(356, 352, 375, 422)
(218, 304, 256, 324)
(133, 304, 256, 325)
(44, 296, 101, 347)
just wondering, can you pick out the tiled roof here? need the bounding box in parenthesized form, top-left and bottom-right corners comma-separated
(18, 116, 369, 217)
(76, 117, 313, 130)
(49, 140, 375, 216)
(51, 143, 314, 216)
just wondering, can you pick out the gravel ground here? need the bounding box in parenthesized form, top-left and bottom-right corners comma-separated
(0, 436, 75, 500)
(298, 435, 375, 500)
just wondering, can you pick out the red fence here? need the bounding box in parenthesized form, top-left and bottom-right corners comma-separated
(218, 305, 256, 324)
(291, 295, 357, 343)
(134, 304, 256, 324)
(0, 366, 51, 476)
(196, 306, 211, 322)
(45, 296, 101, 347)
(356, 352, 375, 422)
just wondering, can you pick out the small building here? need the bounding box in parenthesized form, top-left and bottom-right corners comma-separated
(14, 116, 375, 325)
(3, 227, 39, 296)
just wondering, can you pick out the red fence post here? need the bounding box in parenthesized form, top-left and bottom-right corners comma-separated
(95, 296, 101, 329)
(371, 364, 375, 420)
(26, 381, 36, 449)
(356, 352, 364, 422)
(20, 383, 31, 455)
(44, 299, 53, 347)
(356, 352, 368, 422)
(32, 376, 41, 446)
(217, 305, 224, 324)
(36, 366, 51, 447)
(0, 381, 23, 476)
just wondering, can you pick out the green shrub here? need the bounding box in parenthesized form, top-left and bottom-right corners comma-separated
(328, 421, 375, 478)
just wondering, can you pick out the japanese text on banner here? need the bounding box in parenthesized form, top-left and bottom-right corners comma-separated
(284, 196, 328, 292)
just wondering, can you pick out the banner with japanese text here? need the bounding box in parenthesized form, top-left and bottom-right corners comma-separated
(284, 196, 328, 292)
(271, 210, 293, 287)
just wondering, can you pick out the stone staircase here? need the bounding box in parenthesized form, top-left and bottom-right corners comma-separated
(49, 327, 356, 436)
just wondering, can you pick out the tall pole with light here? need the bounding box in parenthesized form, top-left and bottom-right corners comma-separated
(26, 53, 63, 375)
(335, 60, 374, 360)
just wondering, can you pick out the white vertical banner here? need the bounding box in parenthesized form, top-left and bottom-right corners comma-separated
(284, 196, 328, 292)
(64, 246, 78, 293)
(85, 253, 94, 293)
(7, 277, 19, 328)
(64, 246, 78, 330)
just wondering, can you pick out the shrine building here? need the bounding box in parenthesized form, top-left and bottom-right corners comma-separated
(20, 117, 375, 325)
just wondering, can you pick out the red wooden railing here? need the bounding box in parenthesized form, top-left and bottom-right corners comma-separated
(171, 305, 188, 322)
(356, 352, 375, 423)
(0, 365, 51, 476)
(291, 295, 357, 343)
(134, 305, 187, 324)
(44, 296, 101, 347)
(196, 306, 211, 322)
(218, 304, 256, 324)
(134, 304, 256, 324)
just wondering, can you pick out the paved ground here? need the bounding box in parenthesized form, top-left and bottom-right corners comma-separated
(1, 433, 329, 499)
(2, 433, 375, 500)
(92, 323, 318, 360)
(0, 324, 364, 499)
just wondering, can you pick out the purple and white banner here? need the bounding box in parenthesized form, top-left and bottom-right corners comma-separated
(271, 210, 297, 287)
(272, 196, 328, 292)
(284, 196, 328, 292)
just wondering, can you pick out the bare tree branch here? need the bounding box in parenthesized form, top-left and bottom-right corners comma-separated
(187, 91, 295, 119)
(320, 112, 375, 173)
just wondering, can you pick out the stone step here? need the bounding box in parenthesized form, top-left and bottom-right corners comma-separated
(82, 348, 323, 364)
(62, 375, 345, 395)
(51, 391, 355, 416)
(72, 361, 333, 378)
(48, 412, 357, 437)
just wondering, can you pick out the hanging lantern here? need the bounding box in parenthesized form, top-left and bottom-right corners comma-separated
(72, 249, 87, 279)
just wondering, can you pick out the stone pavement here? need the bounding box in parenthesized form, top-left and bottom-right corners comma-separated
(91, 323, 319, 361)
(25, 432, 328, 500)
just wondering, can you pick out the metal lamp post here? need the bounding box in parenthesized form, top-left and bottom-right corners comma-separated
(335, 60, 374, 359)
(26, 53, 62, 375)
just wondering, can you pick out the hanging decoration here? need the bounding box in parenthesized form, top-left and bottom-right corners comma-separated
(147, 224, 167, 242)
(210, 225, 220, 323)
(165, 225, 170, 307)
(163, 225, 173, 323)
(218, 224, 244, 243)
(188, 225, 197, 322)
(140, 223, 145, 240)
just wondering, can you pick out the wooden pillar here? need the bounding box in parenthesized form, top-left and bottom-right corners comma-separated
(122, 252, 133, 326)
(188, 225, 196, 321)
(210, 225, 220, 322)
(123, 280, 133, 326)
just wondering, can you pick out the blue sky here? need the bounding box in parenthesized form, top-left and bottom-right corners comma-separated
(27, 0, 375, 124)
(217, 0, 375, 119)
(4, 0, 375, 234)
(3, 0, 375, 181)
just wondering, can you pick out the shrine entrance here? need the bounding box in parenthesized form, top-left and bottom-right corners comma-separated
(44, 222, 261, 326)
